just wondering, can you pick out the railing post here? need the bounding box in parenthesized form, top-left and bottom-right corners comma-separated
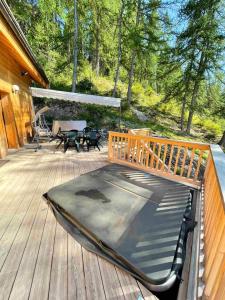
(108, 131, 113, 160)
(126, 134, 131, 161)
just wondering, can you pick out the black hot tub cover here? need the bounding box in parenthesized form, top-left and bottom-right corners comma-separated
(44, 164, 193, 292)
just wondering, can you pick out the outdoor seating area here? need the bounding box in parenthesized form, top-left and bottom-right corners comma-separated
(50, 127, 104, 153)
(32, 109, 108, 153)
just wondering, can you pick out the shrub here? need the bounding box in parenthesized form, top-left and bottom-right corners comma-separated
(132, 82, 145, 96)
(202, 119, 222, 137)
(192, 115, 203, 126)
(76, 78, 94, 93)
(160, 100, 181, 116)
(93, 77, 114, 95)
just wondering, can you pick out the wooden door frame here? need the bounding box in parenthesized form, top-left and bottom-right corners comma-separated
(0, 91, 20, 149)
(0, 97, 8, 158)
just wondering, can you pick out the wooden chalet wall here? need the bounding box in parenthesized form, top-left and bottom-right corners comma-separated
(0, 11, 47, 158)
(0, 40, 33, 158)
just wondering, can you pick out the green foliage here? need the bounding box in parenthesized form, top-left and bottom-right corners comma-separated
(202, 120, 222, 137)
(193, 115, 223, 139)
(76, 78, 94, 93)
(7, 0, 225, 142)
(160, 100, 181, 116)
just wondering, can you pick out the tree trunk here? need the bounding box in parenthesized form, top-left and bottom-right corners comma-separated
(186, 53, 206, 134)
(95, 13, 100, 76)
(186, 80, 200, 134)
(181, 79, 191, 131)
(127, 0, 141, 106)
(67, 38, 71, 63)
(180, 93, 187, 132)
(180, 51, 195, 131)
(218, 131, 225, 147)
(95, 31, 100, 76)
(72, 0, 78, 92)
(127, 51, 135, 106)
(113, 1, 124, 97)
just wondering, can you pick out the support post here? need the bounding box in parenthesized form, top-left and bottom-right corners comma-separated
(119, 102, 121, 132)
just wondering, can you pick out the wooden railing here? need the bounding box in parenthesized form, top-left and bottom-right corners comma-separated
(128, 128, 151, 136)
(201, 145, 225, 299)
(108, 131, 210, 188)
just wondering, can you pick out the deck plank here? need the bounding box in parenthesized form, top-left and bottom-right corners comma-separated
(49, 223, 68, 300)
(97, 256, 125, 300)
(67, 158, 87, 300)
(115, 267, 143, 300)
(137, 282, 158, 300)
(29, 157, 63, 300)
(0, 158, 46, 270)
(49, 158, 73, 300)
(0, 158, 57, 299)
(8, 160, 59, 300)
(28, 209, 57, 300)
(68, 235, 87, 300)
(82, 247, 106, 300)
(0, 160, 28, 206)
(0, 157, 45, 239)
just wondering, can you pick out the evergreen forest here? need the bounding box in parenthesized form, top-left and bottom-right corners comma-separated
(7, 0, 225, 144)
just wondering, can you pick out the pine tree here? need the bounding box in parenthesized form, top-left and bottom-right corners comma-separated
(113, 0, 124, 97)
(72, 0, 78, 92)
(177, 0, 224, 134)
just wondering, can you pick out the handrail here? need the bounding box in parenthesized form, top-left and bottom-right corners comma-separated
(108, 131, 210, 188)
(128, 128, 151, 136)
(209, 144, 225, 208)
(201, 145, 225, 299)
(112, 131, 209, 150)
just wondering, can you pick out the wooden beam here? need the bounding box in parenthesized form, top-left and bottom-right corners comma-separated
(0, 17, 47, 88)
(0, 99, 8, 158)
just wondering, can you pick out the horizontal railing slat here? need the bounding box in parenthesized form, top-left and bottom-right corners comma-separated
(109, 132, 209, 150)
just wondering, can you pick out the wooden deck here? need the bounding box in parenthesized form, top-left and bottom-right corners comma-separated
(0, 144, 157, 300)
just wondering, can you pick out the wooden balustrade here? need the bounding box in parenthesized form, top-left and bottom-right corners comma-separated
(108, 131, 210, 188)
(128, 128, 151, 136)
(202, 145, 225, 300)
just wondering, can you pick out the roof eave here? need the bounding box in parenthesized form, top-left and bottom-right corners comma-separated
(0, 0, 49, 87)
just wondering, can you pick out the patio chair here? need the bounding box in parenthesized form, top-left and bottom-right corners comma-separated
(63, 130, 80, 153)
(83, 127, 92, 134)
(86, 130, 101, 151)
(49, 127, 67, 149)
